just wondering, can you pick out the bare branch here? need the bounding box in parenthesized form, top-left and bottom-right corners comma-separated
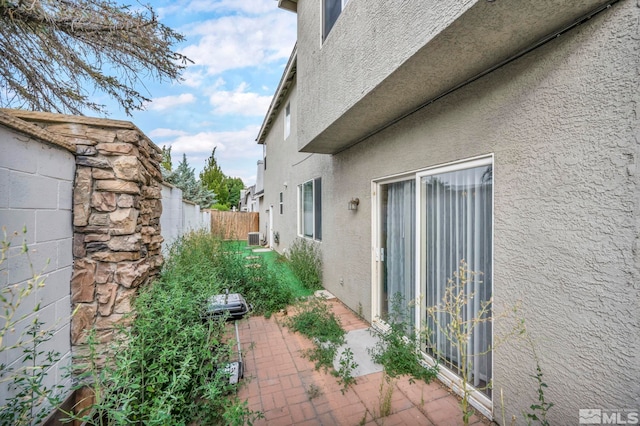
(0, 0, 192, 115)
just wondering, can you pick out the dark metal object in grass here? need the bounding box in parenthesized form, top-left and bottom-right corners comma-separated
(205, 292, 251, 321)
(204, 292, 251, 385)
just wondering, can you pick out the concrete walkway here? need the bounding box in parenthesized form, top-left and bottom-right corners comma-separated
(236, 298, 491, 425)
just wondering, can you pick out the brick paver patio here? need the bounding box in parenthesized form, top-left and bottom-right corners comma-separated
(236, 299, 491, 425)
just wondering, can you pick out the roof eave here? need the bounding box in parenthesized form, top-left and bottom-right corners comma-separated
(256, 44, 297, 144)
(278, 0, 297, 13)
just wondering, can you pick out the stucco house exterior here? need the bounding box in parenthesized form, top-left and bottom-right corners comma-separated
(257, 0, 638, 423)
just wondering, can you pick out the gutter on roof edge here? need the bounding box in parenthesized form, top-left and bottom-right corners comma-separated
(256, 44, 297, 144)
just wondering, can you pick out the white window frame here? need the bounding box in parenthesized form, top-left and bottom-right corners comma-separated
(371, 155, 494, 418)
(298, 178, 322, 241)
(323, 0, 350, 40)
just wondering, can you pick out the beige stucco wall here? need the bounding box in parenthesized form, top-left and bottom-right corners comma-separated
(261, 80, 332, 254)
(267, 0, 638, 422)
(295, 0, 618, 153)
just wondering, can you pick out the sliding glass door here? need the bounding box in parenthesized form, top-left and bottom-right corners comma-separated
(375, 157, 493, 399)
(418, 158, 493, 397)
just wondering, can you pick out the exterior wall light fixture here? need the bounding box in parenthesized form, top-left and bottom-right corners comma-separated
(348, 198, 360, 211)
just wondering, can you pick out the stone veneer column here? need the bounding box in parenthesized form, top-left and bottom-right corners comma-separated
(68, 125, 164, 358)
(4, 111, 165, 368)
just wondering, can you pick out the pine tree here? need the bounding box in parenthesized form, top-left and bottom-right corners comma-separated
(200, 148, 231, 208)
(164, 154, 215, 209)
(160, 146, 173, 173)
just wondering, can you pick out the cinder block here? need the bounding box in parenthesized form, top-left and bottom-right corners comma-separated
(35, 210, 72, 242)
(58, 180, 73, 211)
(0, 168, 9, 207)
(37, 147, 75, 181)
(2, 314, 35, 367)
(0, 209, 36, 244)
(0, 132, 37, 173)
(37, 266, 72, 310)
(10, 171, 58, 209)
(7, 241, 57, 283)
(57, 238, 73, 269)
(56, 295, 71, 326)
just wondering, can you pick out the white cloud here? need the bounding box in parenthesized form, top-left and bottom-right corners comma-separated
(209, 82, 272, 116)
(148, 128, 189, 138)
(185, 0, 276, 15)
(167, 125, 261, 160)
(159, 0, 279, 17)
(147, 93, 196, 111)
(180, 70, 206, 88)
(164, 125, 263, 185)
(180, 12, 296, 76)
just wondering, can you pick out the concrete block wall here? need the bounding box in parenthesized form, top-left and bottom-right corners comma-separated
(160, 183, 183, 251)
(183, 201, 210, 235)
(160, 183, 211, 252)
(0, 120, 75, 409)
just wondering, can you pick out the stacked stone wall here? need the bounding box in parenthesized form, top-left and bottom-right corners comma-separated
(10, 112, 165, 362)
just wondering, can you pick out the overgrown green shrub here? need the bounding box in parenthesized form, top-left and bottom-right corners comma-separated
(369, 295, 438, 384)
(68, 231, 286, 425)
(285, 297, 344, 372)
(208, 239, 295, 316)
(286, 238, 323, 291)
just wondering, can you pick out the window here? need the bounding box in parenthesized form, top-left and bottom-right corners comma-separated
(279, 192, 284, 215)
(375, 157, 493, 400)
(298, 178, 322, 240)
(324, 0, 349, 40)
(284, 102, 291, 139)
(419, 158, 493, 398)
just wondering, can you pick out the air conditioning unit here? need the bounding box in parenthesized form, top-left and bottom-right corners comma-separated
(248, 232, 260, 246)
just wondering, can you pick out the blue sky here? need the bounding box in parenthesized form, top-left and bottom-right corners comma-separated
(108, 0, 297, 186)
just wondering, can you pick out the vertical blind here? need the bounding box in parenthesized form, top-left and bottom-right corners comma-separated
(422, 164, 493, 396)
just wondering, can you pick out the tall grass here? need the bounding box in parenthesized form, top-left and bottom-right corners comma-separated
(287, 238, 323, 291)
(70, 231, 297, 425)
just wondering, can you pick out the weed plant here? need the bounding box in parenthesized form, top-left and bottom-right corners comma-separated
(286, 238, 323, 291)
(369, 295, 438, 384)
(284, 297, 360, 393)
(285, 297, 345, 372)
(334, 347, 358, 394)
(521, 322, 553, 426)
(377, 373, 395, 418)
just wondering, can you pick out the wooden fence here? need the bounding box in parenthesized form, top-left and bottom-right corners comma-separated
(210, 211, 259, 240)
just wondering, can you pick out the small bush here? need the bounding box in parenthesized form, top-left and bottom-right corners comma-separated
(369, 295, 438, 383)
(285, 297, 344, 372)
(287, 238, 323, 291)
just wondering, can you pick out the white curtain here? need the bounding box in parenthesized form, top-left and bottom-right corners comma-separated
(302, 181, 313, 237)
(384, 180, 415, 323)
(422, 164, 493, 396)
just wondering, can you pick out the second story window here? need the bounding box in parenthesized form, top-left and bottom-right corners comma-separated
(323, 0, 349, 40)
(284, 102, 291, 139)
